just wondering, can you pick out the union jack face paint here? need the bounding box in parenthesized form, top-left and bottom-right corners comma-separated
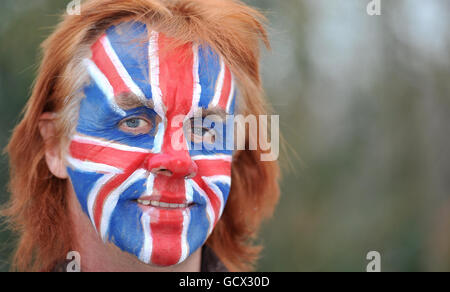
(67, 22, 236, 266)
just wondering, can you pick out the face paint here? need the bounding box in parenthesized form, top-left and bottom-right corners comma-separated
(66, 22, 236, 266)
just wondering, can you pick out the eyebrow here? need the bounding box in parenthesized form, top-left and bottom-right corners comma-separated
(114, 92, 154, 111)
(115, 94, 227, 118)
(196, 106, 228, 119)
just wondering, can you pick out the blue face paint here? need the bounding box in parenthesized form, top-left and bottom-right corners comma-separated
(67, 21, 236, 267)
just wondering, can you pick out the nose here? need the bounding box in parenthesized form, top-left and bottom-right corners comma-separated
(146, 151, 198, 179)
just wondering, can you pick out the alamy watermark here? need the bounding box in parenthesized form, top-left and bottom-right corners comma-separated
(67, 0, 81, 16)
(66, 251, 81, 272)
(69, 0, 383, 18)
(169, 111, 280, 162)
(367, 0, 382, 16)
(366, 251, 381, 272)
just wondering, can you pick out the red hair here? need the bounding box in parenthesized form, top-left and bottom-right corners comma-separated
(2, 0, 280, 272)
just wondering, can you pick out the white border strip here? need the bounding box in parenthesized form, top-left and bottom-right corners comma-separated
(67, 156, 122, 174)
(72, 134, 151, 154)
(191, 154, 232, 162)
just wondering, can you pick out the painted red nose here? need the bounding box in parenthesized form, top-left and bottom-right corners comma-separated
(146, 151, 198, 179)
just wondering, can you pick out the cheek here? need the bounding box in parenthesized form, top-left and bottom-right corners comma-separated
(68, 138, 148, 173)
(66, 137, 149, 211)
(67, 168, 106, 216)
(194, 158, 233, 217)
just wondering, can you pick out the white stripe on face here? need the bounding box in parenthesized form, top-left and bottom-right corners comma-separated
(151, 122, 165, 154)
(67, 156, 123, 174)
(178, 209, 191, 265)
(72, 134, 151, 154)
(139, 212, 153, 264)
(100, 169, 148, 241)
(191, 154, 232, 162)
(100, 36, 146, 101)
(149, 31, 165, 119)
(83, 58, 126, 116)
(211, 58, 225, 107)
(202, 175, 231, 218)
(226, 74, 235, 113)
(86, 173, 117, 229)
(186, 44, 201, 121)
(191, 180, 215, 237)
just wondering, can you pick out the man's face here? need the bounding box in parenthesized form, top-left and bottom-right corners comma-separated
(66, 22, 235, 266)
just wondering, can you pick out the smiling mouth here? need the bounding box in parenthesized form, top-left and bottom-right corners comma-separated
(135, 199, 194, 210)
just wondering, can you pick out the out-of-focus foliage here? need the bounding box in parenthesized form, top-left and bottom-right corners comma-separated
(1, 0, 449, 272)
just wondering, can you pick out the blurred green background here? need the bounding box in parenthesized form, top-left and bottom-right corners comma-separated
(1, 0, 449, 272)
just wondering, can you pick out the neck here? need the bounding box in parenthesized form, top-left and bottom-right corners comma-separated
(67, 184, 202, 272)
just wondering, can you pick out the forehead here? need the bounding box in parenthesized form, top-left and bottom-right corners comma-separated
(86, 21, 236, 115)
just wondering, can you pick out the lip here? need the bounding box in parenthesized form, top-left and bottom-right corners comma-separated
(133, 195, 195, 210)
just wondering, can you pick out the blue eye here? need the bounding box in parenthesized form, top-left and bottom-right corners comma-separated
(125, 118, 141, 128)
(119, 117, 152, 134)
(192, 127, 207, 136)
(186, 119, 217, 144)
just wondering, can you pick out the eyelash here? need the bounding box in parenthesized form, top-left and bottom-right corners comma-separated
(119, 117, 153, 135)
(185, 118, 218, 144)
(118, 116, 220, 143)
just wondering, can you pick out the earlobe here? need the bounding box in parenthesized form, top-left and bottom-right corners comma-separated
(39, 113, 69, 179)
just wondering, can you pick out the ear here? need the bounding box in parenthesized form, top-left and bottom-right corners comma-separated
(39, 112, 68, 179)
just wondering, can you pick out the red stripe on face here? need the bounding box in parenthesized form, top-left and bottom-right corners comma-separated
(70, 140, 147, 170)
(152, 175, 190, 204)
(149, 209, 184, 266)
(193, 159, 231, 226)
(93, 171, 130, 232)
(91, 35, 130, 96)
(217, 67, 232, 110)
(194, 159, 232, 177)
(149, 34, 196, 265)
(193, 176, 222, 226)
(158, 34, 195, 117)
(69, 139, 148, 234)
